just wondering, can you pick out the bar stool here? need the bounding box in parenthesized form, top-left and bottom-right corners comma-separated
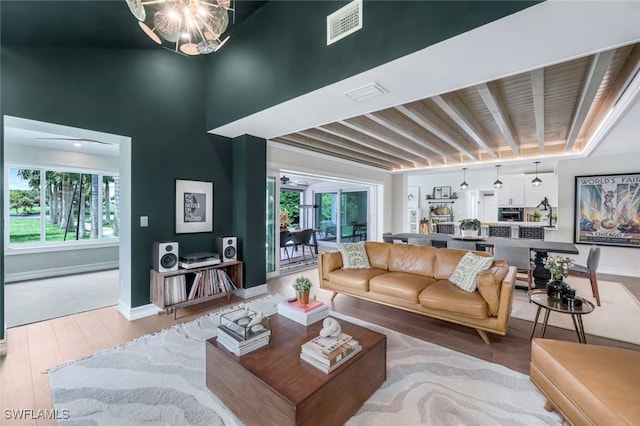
(518, 226, 545, 240)
(488, 225, 511, 238)
(435, 223, 454, 234)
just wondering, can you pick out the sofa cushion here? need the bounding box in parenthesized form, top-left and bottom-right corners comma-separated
(433, 248, 492, 280)
(369, 272, 437, 303)
(324, 268, 388, 291)
(338, 241, 371, 269)
(387, 244, 437, 277)
(364, 241, 391, 270)
(449, 252, 494, 292)
(418, 280, 489, 319)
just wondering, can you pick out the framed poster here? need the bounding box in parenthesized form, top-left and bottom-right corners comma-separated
(175, 179, 213, 233)
(574, 173, 640, 248)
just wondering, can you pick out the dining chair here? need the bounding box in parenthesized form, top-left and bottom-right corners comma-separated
(447, 240, 477, 251)
(518, 226, 545, 240)
(568, 245, 602, 306)
(493, 245, 533, 290)
(407, 237, 431, 246)
(279, 229, 292, 261)
(289, 228, 315, 259)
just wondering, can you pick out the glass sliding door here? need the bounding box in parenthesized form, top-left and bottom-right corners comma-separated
(266, 177, 276, 274)
(315, 190, 368, 243)
(341, 190, 368, 242)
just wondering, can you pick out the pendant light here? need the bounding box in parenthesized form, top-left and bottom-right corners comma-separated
(493, 165, 503, 189)
(460, 167, 469, 190)
(531, 161, 542, 187)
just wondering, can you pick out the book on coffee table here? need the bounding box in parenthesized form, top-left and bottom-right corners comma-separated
(301, 338, 359, 367)
(300, 344, 362, 373)
(217, 331, 270, 356)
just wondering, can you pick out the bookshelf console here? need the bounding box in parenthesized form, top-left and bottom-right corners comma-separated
(150, 261, 243, 319)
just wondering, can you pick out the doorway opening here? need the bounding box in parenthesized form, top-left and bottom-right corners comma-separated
(2, 116, 132, 327)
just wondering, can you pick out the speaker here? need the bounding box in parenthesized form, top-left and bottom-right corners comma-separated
(153, 241, 179, 272)
(216, 237, 237, 261)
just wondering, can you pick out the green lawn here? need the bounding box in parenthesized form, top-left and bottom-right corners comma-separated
(9, 217, 115, 243)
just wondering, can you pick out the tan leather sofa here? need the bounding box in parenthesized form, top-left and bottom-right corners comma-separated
(318, 242, 516, 344)
(530, 338, 640, 425)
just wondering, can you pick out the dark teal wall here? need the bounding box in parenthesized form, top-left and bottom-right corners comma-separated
(0, 48, 235, 311)
(206, 0, 539, 129)
(232, 135, 267, 288)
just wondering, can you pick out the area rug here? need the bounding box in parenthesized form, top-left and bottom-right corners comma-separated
(511, 278, 640, 345)
(49, 295, 561, 425)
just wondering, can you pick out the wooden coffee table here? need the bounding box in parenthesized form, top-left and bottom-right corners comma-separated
(205, 314, 386, 426)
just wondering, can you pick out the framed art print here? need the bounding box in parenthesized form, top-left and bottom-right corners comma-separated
(175, 179, 213, 233)
(574, 173, 639, 248)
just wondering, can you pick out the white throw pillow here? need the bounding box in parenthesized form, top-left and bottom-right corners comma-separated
(449, 252, 494, 292)
(338, 241, 371, 269)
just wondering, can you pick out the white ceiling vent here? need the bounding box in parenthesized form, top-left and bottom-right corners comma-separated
(327, 0, 363, 46)
(343, 82, 387, 102)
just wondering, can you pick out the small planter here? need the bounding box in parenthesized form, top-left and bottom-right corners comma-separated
(296, 290, 310, 307)
(461, 229, 478, 238)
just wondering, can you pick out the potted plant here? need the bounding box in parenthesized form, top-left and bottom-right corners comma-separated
(458, 218, 481, 237)
(293, 276, 312, 307)
(532, 211, 541, 222)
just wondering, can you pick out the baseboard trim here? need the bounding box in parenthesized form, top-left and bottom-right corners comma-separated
(117, 301, 161, 321)
(0, 337, 6, 356)
(599, 266, 640, 278)
(4, 261, 119, 283)
(234, 284, 268, 299)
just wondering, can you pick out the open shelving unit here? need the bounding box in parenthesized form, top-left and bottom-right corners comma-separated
(150, 261, 243, 319)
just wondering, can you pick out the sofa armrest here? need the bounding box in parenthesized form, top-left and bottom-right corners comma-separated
(318, 251, 343, 282)
(476, 261, 509, 316)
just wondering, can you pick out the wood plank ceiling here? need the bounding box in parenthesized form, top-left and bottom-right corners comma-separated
(273, 43, 640, 171)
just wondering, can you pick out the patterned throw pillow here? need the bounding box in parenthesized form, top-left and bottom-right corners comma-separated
(338, 241, 371, 269)
(449, 252, 494, 292)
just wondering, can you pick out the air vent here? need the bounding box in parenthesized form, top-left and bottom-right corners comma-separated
(327, 0, 363, 46)
(343, 82, 387, 102)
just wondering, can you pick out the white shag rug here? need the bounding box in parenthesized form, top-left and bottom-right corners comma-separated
(49, 294, 561, 425)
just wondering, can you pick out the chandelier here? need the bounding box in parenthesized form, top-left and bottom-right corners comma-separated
(125, 0, 234, 56)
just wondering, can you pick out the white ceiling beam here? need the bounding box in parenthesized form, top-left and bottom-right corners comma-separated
(300, 128, 419, 168)
(476, 82, 521, 157)
(565, 50, 616, 152)
(354, 115, 458, 165)
(338, 119, 445, 165)
(275, 134, 399, 170)
(394, 103, 478, 161)
(431, 94, 498, 160)
(531, 68, 545, 154)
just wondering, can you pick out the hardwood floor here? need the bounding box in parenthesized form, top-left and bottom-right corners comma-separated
(0, 271, 638, 425)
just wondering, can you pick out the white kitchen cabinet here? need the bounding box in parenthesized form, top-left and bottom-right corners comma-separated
(524, 172, 558, 207)
(496, 174, 525, 206)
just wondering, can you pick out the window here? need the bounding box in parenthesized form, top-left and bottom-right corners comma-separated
(315, 190, 368, 242)
(7, 166, 119, 245)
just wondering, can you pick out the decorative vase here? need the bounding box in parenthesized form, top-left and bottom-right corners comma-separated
(296, 290, 310, 307)
(547, 276, 571, 300)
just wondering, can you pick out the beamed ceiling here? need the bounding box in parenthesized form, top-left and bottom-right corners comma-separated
(272, 43, 640, 171)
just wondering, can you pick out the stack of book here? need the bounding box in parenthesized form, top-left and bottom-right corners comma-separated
(300, 332, 361, 373)
(277, 298, 329, 326)
(216, 308, 271, 356)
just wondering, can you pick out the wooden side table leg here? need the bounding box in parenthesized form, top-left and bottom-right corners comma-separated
(530, 306, 543, 340)
(540, 308, 551, 338)
(575, 314, 587, 344)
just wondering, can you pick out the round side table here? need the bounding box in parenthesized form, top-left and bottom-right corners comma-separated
(528, 289, 596, 343)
